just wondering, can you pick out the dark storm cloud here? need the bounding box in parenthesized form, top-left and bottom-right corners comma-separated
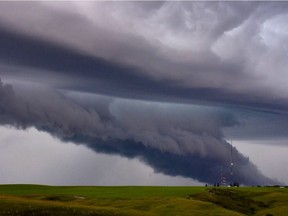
(224, 107, 288, 140)
(1, 27, 288, 113)
(0, 1, 288, 185)
(0, 1, 288, 110)
(66, 136, 275, 186)
(0, 80, 280, 185)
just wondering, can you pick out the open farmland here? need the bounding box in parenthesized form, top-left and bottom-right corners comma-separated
(0, 185, 287, 216)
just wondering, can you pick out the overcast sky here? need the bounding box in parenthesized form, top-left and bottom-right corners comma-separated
(0, 1, 288, 186)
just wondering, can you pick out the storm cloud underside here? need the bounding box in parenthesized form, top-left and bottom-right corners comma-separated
(0, 1, 288, 185)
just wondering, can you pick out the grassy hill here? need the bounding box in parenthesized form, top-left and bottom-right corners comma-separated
(0, 185, 287, 215)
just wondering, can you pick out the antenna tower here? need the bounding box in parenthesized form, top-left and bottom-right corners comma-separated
(220, 166, 226, 186)
(230, 141, 234, 185)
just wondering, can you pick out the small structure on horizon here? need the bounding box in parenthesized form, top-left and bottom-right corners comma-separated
(218, 141, 240, 187)
(230, 141, 234, 185)
(220, 166, 226, 186)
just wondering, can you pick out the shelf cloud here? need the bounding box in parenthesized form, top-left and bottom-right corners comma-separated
(0, 1, 288, 185)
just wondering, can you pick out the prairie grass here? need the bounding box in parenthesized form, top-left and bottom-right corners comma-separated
(0, 185, 287, 216)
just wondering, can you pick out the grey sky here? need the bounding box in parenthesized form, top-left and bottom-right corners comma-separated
(0, 126, 200, 186)
(0, 1, 287, 185)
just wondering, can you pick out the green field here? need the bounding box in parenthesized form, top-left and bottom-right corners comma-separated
(0, 185, 287, 216)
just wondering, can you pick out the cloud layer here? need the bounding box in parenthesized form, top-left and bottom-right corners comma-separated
(0, 80, 279, 185)
(0, 1, 288, 185)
